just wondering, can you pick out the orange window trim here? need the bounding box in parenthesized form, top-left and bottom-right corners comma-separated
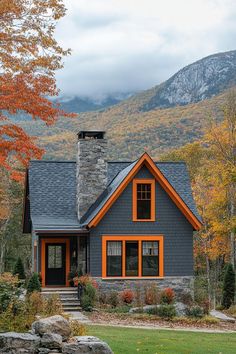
(102, 235, 164, 279)
(41, 238, 70, 287)
(88, 153, 202, 230)
(132, 179, 155, 221)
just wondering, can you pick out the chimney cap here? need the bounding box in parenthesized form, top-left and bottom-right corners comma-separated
(78, 131, 106, 140)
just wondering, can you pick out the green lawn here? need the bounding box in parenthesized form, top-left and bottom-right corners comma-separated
(88, 325, 236, 354)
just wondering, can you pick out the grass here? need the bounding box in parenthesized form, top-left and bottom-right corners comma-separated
(88, 325, 236, 354)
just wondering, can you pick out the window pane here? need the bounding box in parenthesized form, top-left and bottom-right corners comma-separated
(137, 200, 151, 219)
(136, 183, 152, 219)
(107, 241, 122, 276)
(142, 241, 159, 276)
(48, 245, 62, 269)
(126, 241, 138, 276)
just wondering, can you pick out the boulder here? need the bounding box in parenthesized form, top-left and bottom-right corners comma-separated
(129, 305, 159, 313)
(40, 333, 63, 349)
(32, 315, 71, 340)
(175, 302, 188, 316)
(62, 336, 113, 354)
(0, 332, 40, 354)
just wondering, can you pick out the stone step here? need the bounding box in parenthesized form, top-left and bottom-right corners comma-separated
(62, 301, 81, 306)
(42, 287, 76, 292)
(63, 307, 82, 312)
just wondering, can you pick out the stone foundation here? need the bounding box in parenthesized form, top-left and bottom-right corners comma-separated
(95, 276, 194, 297)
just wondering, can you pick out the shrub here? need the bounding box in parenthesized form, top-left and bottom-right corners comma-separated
(226, 304, 236, 317)
(134, 284, 144, 307)
(27, 273, 41, 294)
(157, 304, 176, 319)
(44, 294, 63, 316)
(146, 306, 159, 315)
(120, 289, 134, 304)
(98, 291, 107, 306)
(13, 257, 26, 280)
(222, 263, 235, 309)
(194, 276, 208, 305)
(0, 273, 21, 313)
(70, 320, 87, 336)
(199, 315, 219, 324)
(107, 291, 119, 308)
(180, 292, 193, 306)
(80, 283, 96, 311)
(0, 292, 64, 332)
(160, 288, 175, 304)
(186, 305, 204, 318)
(144, 284, 159, 305)
(106, 305, 131, 313)
(201, 299, 210, 315)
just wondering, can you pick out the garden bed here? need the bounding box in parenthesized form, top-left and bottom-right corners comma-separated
(87, 310, 236, 332)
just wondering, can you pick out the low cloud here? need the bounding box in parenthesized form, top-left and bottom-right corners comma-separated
(55, 0, 236, 98)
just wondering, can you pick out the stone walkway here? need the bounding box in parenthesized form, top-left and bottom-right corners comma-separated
(66, 311, 91, 324)
(210, 310, 235, 323)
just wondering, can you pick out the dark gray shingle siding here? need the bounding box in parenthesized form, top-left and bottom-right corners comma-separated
(90, 166, 194, 277)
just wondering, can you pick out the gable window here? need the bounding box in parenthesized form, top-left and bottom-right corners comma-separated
(102, 235, 163, 278)
(133, 179, 155, 221)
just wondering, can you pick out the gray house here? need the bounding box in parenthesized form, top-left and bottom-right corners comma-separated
(23, 131, 202, 293)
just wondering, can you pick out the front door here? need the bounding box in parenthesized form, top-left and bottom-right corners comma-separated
(45, 243, 66, 286)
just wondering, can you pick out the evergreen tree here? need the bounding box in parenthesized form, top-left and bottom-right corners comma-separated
(27, 273, 41, 293)
(13, 257, 26, 279)
(222, 263, 235, 309)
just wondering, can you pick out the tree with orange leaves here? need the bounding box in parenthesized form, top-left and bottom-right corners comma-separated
(0, 0, 73, 180)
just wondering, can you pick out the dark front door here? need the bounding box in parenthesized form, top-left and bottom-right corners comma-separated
(45, 243, 66, 286)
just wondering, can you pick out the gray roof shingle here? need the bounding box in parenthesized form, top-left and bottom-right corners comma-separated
(28, 159, 201, 231)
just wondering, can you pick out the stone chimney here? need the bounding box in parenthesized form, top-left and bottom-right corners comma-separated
(76, 131, 107, 221)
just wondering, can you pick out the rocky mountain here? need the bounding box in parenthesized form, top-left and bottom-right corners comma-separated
(142, 50, 236, 111)
(17, 50, 236, 161)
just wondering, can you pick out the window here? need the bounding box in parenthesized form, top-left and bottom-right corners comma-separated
(133, 179, 155, 221)
(102, 236, 163, 278)
(48, 245, 62, 269)
(142, 241, 159, 276)
(107, 241, 122, 276)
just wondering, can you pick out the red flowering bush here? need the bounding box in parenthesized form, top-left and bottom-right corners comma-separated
(120, 289, 134, 304)
(160, 288, 175, 304)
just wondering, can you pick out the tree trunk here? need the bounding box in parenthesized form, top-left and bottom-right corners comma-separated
(229, 185, 235, 269)
(206, 253, 211, 307)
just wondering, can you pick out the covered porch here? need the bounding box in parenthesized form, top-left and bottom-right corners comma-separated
(34, 232, 89, 287)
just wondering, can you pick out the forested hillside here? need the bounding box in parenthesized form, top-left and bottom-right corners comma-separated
(19, 89, 227, 161)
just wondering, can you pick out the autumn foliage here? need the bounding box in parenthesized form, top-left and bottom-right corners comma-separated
(0, 0, 74, 180)
(160, 288, 175, 305)
(120, 289, 134, 304)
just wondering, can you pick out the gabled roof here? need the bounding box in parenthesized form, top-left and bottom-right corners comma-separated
(24, 154, 201, 232)
(82, 153, 202, 230)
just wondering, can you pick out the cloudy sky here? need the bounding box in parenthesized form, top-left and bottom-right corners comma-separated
(55, 0, 236, 99)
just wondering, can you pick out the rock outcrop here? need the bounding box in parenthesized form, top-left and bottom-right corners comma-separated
(0, 315, 113, 354)
(32, 315, 71, 341)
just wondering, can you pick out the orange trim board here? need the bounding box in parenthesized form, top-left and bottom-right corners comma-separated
(102, 235, 164, 278)
(88, 153, 202, 230)
(132, 179, 155, 221)
(41, 238, 70, 288)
